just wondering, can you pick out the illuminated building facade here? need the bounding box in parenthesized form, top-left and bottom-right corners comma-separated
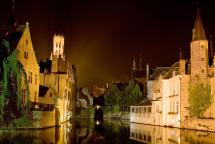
(131, 8, 215, 132)
(0, 22, 40, 106)
(39, 34, 77, 124)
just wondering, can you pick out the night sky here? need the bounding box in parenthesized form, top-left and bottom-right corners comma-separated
(0, 0, 215, 86)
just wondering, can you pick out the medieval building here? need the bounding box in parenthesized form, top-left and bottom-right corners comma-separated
(131, 7, 215, 132)
(39, 34, 77, 123)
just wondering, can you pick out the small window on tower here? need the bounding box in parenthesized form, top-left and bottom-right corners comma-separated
(59, 42, 61, 48)
(26, 39, 28, 45)
(56, 43, 58, 48)
(202, 70, 204, 73)
(201, 58, 204, 61)
(201, 45, 204, 49)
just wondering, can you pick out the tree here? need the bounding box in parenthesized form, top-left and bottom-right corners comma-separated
(104, 84, 119, 111)
(188, 82, 213, 118)
(104, 80, 143, 113)
(0, 39, 31, 127)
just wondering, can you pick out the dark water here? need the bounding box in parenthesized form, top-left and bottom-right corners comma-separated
(1, 119, 215, 143)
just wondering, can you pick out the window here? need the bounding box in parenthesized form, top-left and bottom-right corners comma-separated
(24, 51, 28, 59)
(26, 39, 28, 45)
(172, 101, 175, 112)
(59, 42, 61, 48)
(176, 101, 179, 113)
(64, 90, 67, 100)
(35, 74, 37, 85)
(28, 72, 32, 83)
(34, 91, 37, 102)
(56, 42, 58, 48)
(170, 101, 172, 112)
(201, 58, 204, 61)
(148, 107, 151, 113)
(21, 89, 26, 106)
(156, 105, 159, 113)
(50, 93, 52, 97)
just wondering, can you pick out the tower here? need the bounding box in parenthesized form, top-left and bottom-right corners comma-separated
(190, 7, 208, 82)
(50, 34, 65, 60)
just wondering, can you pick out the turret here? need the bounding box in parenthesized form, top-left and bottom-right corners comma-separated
(190, 7, 208, 82)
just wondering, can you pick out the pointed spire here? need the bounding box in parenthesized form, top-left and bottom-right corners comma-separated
(8, 0, 17, 26)
(192, 6, 206, 41)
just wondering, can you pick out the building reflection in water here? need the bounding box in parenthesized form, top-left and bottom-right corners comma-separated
(130, 122, 215, 144)
(2, 120, 215, 143)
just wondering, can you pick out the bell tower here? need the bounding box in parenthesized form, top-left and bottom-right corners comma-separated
(190, 7, 208, 82)
(50, 34, 65, 60)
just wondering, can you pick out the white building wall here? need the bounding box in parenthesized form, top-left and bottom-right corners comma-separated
(162, 75, 181, 127)
(147, 80, 153, 99)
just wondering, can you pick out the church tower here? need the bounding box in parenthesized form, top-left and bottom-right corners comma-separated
(50, 34, 65, 60)
(190, 8, 208, 82)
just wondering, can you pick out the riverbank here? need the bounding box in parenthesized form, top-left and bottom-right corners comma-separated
(104, 112, 130, 120)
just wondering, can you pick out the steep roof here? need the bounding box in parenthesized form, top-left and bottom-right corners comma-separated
(192, 8, 207, 41)
(39, 59, 52, 73)
(149, 67, 170, 80)
(39, 85, 49, 97)
(164, 62, 180, 79)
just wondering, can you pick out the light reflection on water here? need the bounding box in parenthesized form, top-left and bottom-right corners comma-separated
(1, 119, 215, 143)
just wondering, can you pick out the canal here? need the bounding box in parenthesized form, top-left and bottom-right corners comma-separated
(1, 119, 215, 143)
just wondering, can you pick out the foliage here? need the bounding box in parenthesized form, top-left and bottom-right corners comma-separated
(0, 39, 31, 127)
(12, 113, 32, 127)
(104, 79, 143, 113)
(188, 82, 213, 118)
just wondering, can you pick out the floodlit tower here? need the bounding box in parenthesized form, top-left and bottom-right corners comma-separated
(190, 7, 208, 82)
(50, 34, 65, 60)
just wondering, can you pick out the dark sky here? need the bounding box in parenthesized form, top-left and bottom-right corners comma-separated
(1, 0, 215, 86)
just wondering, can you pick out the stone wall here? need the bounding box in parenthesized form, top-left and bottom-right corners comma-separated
(33, 109, 57, 128)
(185, 117, 215, 132)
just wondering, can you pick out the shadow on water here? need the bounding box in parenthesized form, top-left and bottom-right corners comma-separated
(2, 117, 215, 143)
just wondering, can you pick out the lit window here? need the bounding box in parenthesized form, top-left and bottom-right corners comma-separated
(24, 51, 28, 59)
